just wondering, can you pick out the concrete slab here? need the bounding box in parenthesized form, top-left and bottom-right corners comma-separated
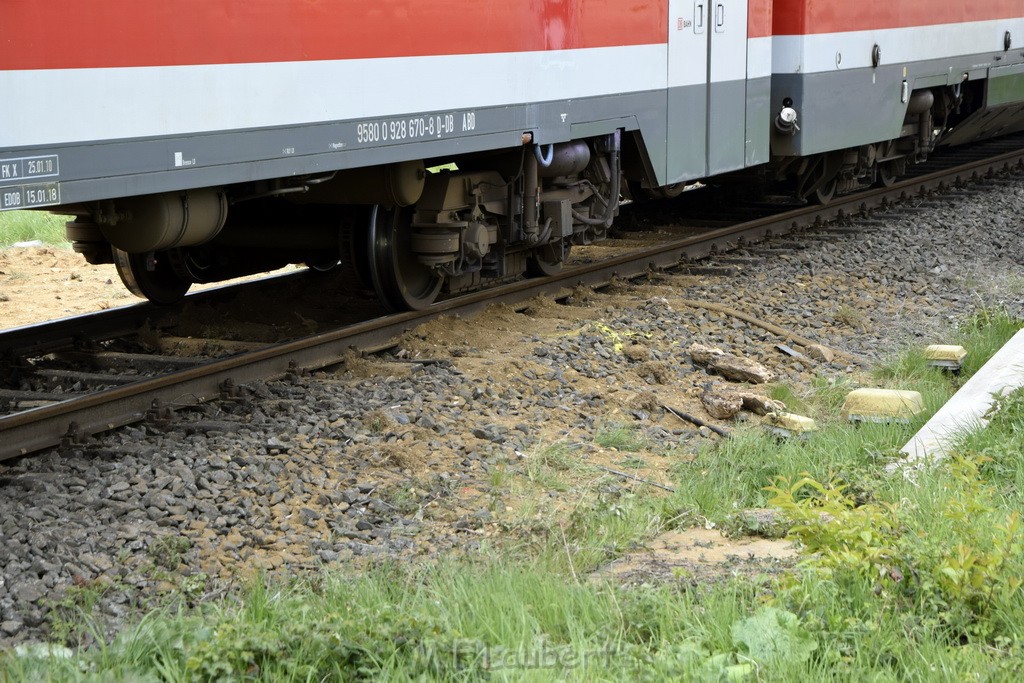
(898, 328, 1024, 465)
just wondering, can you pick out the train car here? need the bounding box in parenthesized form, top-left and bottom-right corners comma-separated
(0, 0, 774, 310)
(1, 1, 1022, 311)
(768, 1, 1024, 201)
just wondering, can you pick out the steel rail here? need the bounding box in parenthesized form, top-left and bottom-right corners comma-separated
(1, 145, 1022, 461)
(0, 270, 312, 358)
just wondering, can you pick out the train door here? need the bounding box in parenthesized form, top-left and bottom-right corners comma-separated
(666, 0, 709, 183)
(667, 0, 749, 182)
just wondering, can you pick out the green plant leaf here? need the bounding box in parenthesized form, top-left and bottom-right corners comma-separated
(731, 607, 817, 664)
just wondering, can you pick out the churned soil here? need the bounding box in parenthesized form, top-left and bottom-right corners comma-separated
(0, 247, 127, 329)
(1, 177, 1023, 646)
(0, 248, 304, 331)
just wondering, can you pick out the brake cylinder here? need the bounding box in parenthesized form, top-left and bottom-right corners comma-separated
(97, 189, 228, 253)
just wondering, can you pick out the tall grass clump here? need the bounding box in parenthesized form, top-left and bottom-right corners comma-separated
(0, 211, 68, 246)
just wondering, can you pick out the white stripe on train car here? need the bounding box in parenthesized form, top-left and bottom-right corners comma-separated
(773, 18, 1024, 75)
(0, 45, 670, 148)
(747, 37, 772, 79)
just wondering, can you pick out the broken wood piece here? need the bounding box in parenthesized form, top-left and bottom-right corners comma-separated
(663, 404, 731, 438)
(736, 392, 786, 416)
(688, 343, 774, 384)
(697, 382, 785, 419)
(701, 385, 743, 418)
(805, 344, 835, 362)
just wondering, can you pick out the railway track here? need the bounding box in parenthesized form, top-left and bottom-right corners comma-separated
(2, 141, 1023, 461)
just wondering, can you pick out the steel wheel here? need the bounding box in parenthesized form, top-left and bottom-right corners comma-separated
(646, 182, 687, 200)
(367, 205, 442, 311)
(337, 210, 373, 290)
(812, 176, 837, 205)
(526, 241, 571, 277)
(876, 162, 898, 188)
(113, 248, 191, 305)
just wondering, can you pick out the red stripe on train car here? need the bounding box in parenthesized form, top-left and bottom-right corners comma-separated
(0, 0, 668, 71)
(748, 0, 773, 39)
(773, 0, 1023, 36)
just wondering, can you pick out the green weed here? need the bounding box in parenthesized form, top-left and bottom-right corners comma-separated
(768, 383, 811, 416)
(616, 456, 647, 469)
(43, 583, 109, 646)
(148, 535, 192, 571)
(772, 453, 1024, 644)
(594, 425, 647, 452)
(0, 211, 69, 246)
(834, 304, 868, 331)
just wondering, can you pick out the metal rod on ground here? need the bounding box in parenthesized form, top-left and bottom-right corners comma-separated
(592, 464, 676, 492)
(662, 404, 732, 438)
(674, 299, 865, 365)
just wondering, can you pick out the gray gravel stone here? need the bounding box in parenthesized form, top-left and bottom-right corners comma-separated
(11, 580, 45, 604)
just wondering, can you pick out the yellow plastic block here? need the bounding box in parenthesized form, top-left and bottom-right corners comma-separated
(765, 412, 817, 437)
(923, 344, 967, 370)
(842, 388, 924, 423)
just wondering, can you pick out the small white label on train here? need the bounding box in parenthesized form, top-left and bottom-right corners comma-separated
(0, 155, 60, 185)
(1, 182, 60, 210)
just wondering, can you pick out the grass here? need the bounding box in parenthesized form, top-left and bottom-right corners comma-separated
(834, 303, 868, 331)
(0, 564, 767, 682)
(594, 424, 647, 452)
(4, 308, 1023, 680)
(0, 210, 69, 246)
(524, 442, 576, 490)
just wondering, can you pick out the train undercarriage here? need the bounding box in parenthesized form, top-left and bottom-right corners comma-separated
(63, 132, 624, 311)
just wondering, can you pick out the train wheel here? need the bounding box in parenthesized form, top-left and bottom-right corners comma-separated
(113, 248, 192, 304)
(338, 210, 373, 289)
(305, 257, 340, 273)
(812, 177, 837, 205)
(645, 183, 687, 200)
(876, 162, 898, 188)
(367, 204, 442, 311)
(526, 241, 571, 277)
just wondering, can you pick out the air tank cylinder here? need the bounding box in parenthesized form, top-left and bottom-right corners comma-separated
(298, 160, 426, 207)
(97, 189, 228, 253)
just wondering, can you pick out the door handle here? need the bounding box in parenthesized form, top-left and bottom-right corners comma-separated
(694, 2, 705, 34)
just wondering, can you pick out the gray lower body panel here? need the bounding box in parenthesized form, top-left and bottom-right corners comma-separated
(666, 83, 708, 183)
(1, 91, 675, 211)
(666, 78, 769, 185)
(744, 76, 771, 167)
(770, 67, 908, 157)
(770, 50, 1024, 158)
(0, 79, 772, 210)
(708, 79, 749, 176)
